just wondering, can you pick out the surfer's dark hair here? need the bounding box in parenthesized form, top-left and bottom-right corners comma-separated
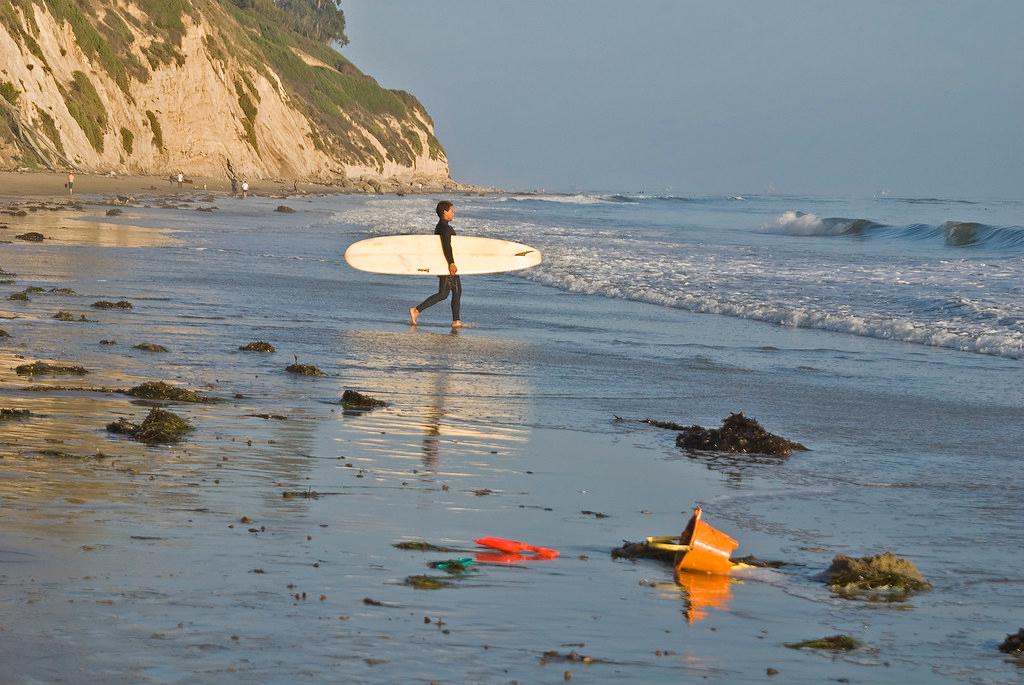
(436, 200, 454, 218)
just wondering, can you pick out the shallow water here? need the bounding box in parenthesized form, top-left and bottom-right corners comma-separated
(1, 194, 1022, 683)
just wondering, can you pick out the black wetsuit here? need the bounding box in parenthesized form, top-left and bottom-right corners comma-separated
(415, 219, 462, 321)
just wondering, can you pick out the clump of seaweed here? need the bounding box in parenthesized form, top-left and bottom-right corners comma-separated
(1000, 628, 1024, 655)
(282, 489, 320, 499)
(393, 541, 456, 553)
(8, 292, 29, 301)
(341, 389, 387, 410)
(0, 408, 31, 420)
(540, 650, 600, 665)
(48, 287, 77, 295)
(275, 205, 296, 213)
(15, 361, 88, 376)
(826, 552, 931, 600)
(92, 300, 133, 309)
(676, 413, 807, 457)
(15, 232, 44, 242)
(240, 341, 275, 352)
(106, 208, 123, 216)
(286, 357, 324, 376)
(0, 329, 9, 338)
(403, 575, 450, 590)
(785, 635, 861, 651)
(125, 381, 215, 404)
(134, 343, 169, 353)
(106, 408, 193, 444)
(54, 311, 76, 321)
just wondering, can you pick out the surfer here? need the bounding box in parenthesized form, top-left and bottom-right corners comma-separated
(409, 200, 462, 328)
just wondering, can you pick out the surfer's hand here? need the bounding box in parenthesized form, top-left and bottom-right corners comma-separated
(448, 263, 458, 275)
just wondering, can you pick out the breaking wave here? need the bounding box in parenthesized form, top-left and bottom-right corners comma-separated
(770, 212, 1024, 252)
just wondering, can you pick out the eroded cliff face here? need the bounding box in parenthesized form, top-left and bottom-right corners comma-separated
(0, 0, 449, 184)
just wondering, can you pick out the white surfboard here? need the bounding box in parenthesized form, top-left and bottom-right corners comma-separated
(344, 235, 542, 276)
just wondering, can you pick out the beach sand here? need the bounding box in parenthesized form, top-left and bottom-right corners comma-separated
(1, 191, 1021, 684)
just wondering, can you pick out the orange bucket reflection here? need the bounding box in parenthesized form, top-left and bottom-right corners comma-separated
(675, 570, 732, 623)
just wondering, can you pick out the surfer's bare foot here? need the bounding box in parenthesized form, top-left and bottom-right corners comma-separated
(451, 320, 462, 329)
(409, 307, 420, 325)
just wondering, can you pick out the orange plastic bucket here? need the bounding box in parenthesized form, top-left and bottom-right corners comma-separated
(673, 506, 739, 576)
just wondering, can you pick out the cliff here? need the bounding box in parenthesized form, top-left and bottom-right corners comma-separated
(0, 0, 450, 185)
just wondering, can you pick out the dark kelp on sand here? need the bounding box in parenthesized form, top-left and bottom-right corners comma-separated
(125, 381, 217, 404)
(676, 413, 807, 457)
(1000, 628, 1024, 656)
(134, 343, 169, 353)
(393, 541, 457, 553)
(826, 552, 931, 600)
(106, 408, 194, 444)
(0, 408, 30, 420)
(15, 361, 88, 376)
(92, 300, 133, 309)
(785, 635, 861, 651)
(341, 390, 387, 410)
(239, 341, 275, 352)
(286, 361, 324, 376)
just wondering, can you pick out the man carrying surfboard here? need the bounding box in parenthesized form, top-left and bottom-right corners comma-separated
(409, 201, 462, 328)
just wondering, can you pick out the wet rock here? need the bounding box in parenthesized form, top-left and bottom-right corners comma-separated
(393, 541, 457, 552)
(15, 361, 88, 376)
(826, 552, 931, 600)
(676, 413, 807, 457)
(100, 339, 116, 345)
(0, 329, 9, 338)
(403, 575, 451, 590)
(999, 628, 1024, 655)
(134, 343, 169, 353)
(275, 205, 296, 213)
(286, 362, 324, 376)
(106, 208, 123, 217)
(92, 300, 133, 309)
(784, 635, 861, 651)
(106, 407, 193, 444)
(581, 510, 609, 518)
(0, 408, 30, 420)
(126, 381, 216, 404)
(341, 389, 387, 410)
(15, 232, 44, 242)
(239, 341, 275, 352)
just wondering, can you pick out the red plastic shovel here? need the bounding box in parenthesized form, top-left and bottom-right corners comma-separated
(474, 537, 559, 559)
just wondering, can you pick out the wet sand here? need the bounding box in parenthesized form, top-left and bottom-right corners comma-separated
(1, 194, 1022, 684)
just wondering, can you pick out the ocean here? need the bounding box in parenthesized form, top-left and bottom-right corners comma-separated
(1, 190, 1021, 683)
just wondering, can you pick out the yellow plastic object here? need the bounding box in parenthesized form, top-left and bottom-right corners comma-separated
(673, 506, 739, 576)
(644, 536, 692, 553)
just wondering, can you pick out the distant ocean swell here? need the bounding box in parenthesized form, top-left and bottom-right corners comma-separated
(770, 211, 1024, 251)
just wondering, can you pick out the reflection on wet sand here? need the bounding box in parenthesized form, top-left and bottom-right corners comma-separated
(333, 329, 535, 474)
(1, 210, 180, 248)
(648, 572, 734, 624)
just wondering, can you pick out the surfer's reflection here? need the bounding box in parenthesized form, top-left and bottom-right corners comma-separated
(421, 369, 449, 471)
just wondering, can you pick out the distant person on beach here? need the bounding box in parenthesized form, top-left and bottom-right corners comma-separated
(241, 180, 249, 198)
(409, 200, 462, 329)
(176, 172, 184, 190)
(66, 172, 74, 195)
(230, 176, 238, 195)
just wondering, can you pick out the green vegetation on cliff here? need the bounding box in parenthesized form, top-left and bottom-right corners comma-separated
(0, 0, 444, 173)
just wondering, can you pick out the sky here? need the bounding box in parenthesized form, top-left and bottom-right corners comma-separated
(340, 1, 1023, 197)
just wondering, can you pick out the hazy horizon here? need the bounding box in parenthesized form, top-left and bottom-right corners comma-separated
(341, 1, 1023, 199)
